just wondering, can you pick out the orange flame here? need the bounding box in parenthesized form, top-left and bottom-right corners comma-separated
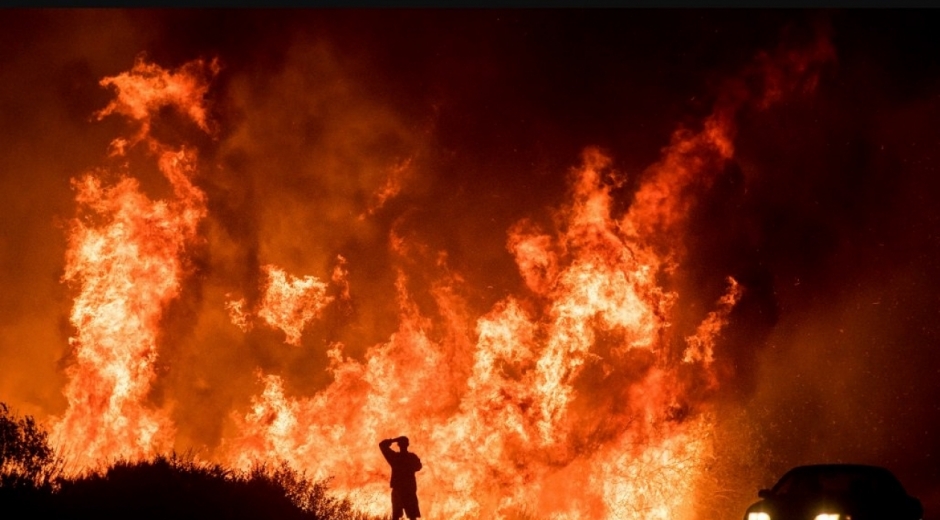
(51, 58, 216, 471)
(96, 56, 219, 152)
(220, 146, 734, 518)
(684, 277, 744, 368)
(218, 37, 832, 518)
(255, 265, 332, 346)
(50, 33, 834, 518)
(362, 157, 413, 219)
(226, 265, 335, 346)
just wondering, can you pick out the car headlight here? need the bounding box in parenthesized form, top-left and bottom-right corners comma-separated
(747, 513, 770, 520)
(814, 515, 840, 520)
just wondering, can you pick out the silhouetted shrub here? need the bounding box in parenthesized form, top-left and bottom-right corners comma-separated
(0, 402, 61, 490)
(51, 455, 380, 520)
(0, 402, 379, 519)
(53, 455, 299, 519)
(248, 463, 377, 520)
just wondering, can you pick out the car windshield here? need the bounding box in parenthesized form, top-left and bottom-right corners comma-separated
(771, 466, 905, 498)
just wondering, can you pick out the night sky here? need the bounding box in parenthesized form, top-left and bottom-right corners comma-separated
(2, 9, 940, 518)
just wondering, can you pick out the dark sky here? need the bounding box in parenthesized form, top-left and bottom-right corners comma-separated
(2, 9, 940, 518)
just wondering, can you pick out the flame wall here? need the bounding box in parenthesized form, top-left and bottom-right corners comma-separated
(2, 10, 940, 519)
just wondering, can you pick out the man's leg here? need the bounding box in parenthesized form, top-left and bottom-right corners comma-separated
(403, 491, 420, 519)
(391, 489, 405, 520)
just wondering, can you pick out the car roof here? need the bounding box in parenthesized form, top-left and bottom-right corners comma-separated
(783, 464, 895, 474)
(772, 464, 906, 492)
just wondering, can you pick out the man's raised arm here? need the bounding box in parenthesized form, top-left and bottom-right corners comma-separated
(379, 438, 396, 461)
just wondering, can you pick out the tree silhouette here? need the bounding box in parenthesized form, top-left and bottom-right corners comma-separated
(0, 402, 60, 491)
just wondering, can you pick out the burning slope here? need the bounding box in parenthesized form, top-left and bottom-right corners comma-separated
(46, 28, 833, 520)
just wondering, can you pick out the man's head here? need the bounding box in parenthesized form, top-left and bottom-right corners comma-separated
(398, 436, 410, 450)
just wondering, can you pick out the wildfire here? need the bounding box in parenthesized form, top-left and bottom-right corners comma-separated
(222, 139, 738, 518)
(226, 265, 333, 346)
(51, 58, 216, 471)
(47, 31, 833, 519)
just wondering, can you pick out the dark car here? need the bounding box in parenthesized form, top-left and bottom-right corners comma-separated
(744, 464, 923, 520)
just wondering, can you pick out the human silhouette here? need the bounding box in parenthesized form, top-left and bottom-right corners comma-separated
(379, 436, 422, 520)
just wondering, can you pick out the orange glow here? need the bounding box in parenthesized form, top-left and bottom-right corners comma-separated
(46, 34, 834, 519)
(220, 145, 730, 518)
(96, 56, 219, 150)
(51, 59, 214, 472)
(225, 265, 334, 346)
(684, 277, 744, 367)
(362, 157, 413, 218)
(256, 265, 333, 346)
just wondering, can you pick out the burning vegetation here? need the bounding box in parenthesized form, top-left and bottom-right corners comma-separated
(45, 25, 828, 520)
(2, 10, 940, 520)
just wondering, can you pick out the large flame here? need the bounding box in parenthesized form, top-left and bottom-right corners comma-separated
(51, 58, 216, 470)
(220, 143, 740, 519)
(47, 32, 833, 519)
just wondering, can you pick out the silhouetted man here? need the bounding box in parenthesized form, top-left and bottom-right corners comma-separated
(379, 436, 422, 520)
